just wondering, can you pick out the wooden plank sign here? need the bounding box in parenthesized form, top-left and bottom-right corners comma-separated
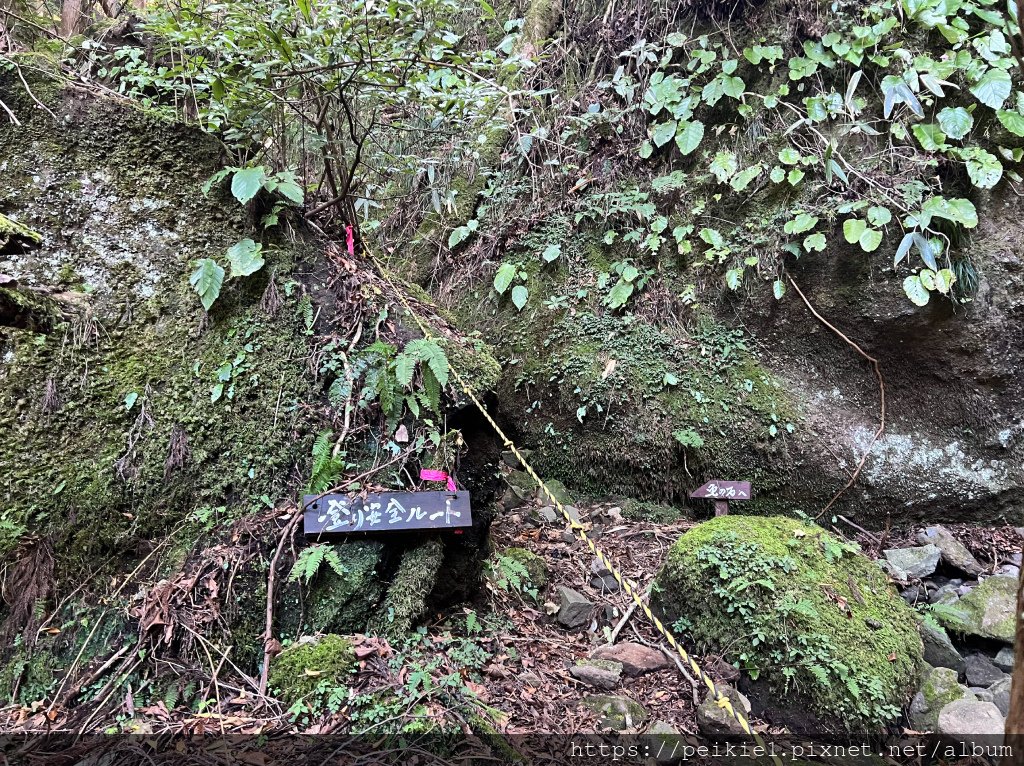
(302, 491, 472, 536)
(690, 480, 751, 518)
(690, 480, 751, 500)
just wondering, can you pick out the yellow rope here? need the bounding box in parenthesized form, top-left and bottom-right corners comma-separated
(367, 250, 782, 765)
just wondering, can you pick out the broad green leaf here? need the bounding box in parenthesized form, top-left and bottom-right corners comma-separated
(784, 213, 818, 235)
(639, 141, 654, 159)
(710, 151, 738, 183)
(722, 75, 745, 99)
(493, 262, 516, 294)
(273, 177, 304, 204)
(652, 120, 678, 147)
(938, 106, 973, 139)
(859, 228, 883, 252)
(675, 121, 704, 155)
(542, 243, 561, 262)
(124, 391, 139, 410)
(770, 166, 786, 183)
(921, 196, 978, 228)
(773, 279, 786, 300)
(189, 258, 224, 311)
(621, 264, 640, 282)
(606, 279, 634, 308)
(903, 274, 931, 306)
(448, 224, 474, 248)
(201, 168, 231, 196)
(730, 164, 762, 192)
(226, 238, 265, 277)
(804, 232, 827, 251)
(867, 206, 892, 226)
(913, 233, 938, 270)
(230, 167, 265, 205)
(962, 147, 1003, 189)
(934, 268, 956, 293)
(919, 268, 938, 291)
(511, 285, 529, 310)
(970, 68, 1012, 110)
(843, 218, 867, 244)
(787, 168, 805, 185)
(912, 123, 947, 151)
(725, 268, 744, 290)
(778, 147, 801, 165)
(997, 110, 1024, 137)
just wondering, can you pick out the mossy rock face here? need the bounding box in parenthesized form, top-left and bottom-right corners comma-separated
(908, 666, 974, 732)
(269, 634, 356, 705)
(652, 515, 923, 736)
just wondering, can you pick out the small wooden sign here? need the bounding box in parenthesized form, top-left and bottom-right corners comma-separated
(690, 480, 751, 500)
(690, 480, 751, 517)
(302, 491, 472, 536)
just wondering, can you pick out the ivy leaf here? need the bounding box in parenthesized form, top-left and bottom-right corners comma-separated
(843, 218, 867, 244)
(970, 68, 1012, 110)
(997, 110, 1024, 137)
(493, 262, 516, 294)
(903, 274, 931, 306)
(652, 120, 678, 147)
(938, 107, 973, 140)
(226, 238, 265, 277)
(230, 167, 265, 205)
(189, 258, 225, 311)
(674, 121, 704, 155)
(511, 285, 529, 310)
(542, 243, 561, 262)
(859, 228, 883, 252)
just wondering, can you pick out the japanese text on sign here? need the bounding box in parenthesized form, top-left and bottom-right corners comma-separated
(302, 491, 472, 535)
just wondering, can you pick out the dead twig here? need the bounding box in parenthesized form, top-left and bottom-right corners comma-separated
(259, 508, 302, 696)
(787, 275, 885, 518)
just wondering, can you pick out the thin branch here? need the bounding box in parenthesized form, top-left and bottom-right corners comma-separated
(787, 275, 886, 518)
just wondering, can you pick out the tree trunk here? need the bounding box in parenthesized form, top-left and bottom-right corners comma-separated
(1004, 550, 1024, 763)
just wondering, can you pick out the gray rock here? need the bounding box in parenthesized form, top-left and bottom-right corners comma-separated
(936, 574, 1017, 644)
(536, 506, 558, 523)
(570, 659, 622, 690)
(563, 505, 581, 523)
(591, 643, 671, 677)
(644, 721, 683, 765)
(990, 675, 1012, 716)
(930, 584, 960, 604)
(591, 558, 612, 576)
(501, 449, 530, 468)
(556, 586, 593, 629)
(973, 689, 995, 703)
(919, 620, 965, 673)
(999, 564, 1020, 578)
(995, 646, 1015, 672)
(937, 700, 1004, 744)
(518, 670, 543, 686)
(901, 585, 921, 605)
(909, 666, 975, 732)
(536, 479, 573, 506)
(1011, 552, 1022, 566)
(884, 545, 941, 580)
(964, 654, 1006, 688)
(582, 694, 649, 730)
(591, 574, 620, 593)
(696, 686, 751, 741)
(917, 526, 984, 576)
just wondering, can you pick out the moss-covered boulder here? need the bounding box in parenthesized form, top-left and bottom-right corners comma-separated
(652, 515, 923, 736)
(936, 575, 1017, 644)
(501, 547, 547, 590)
(268, 634, 356, 705)
(908, 666, 975, 733)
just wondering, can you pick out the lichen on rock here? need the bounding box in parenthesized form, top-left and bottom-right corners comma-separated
(652, 515, 923, 735)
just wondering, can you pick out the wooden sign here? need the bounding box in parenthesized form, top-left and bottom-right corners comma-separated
(690, 480, 751, 500)
(690, 480, 751, 517)
(302, 491, 472, 536)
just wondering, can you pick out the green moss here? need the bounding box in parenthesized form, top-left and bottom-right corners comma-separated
(502, 547, 547, 589)
(0, 212, 42, 251)
(269, 635, 356, 705)
(652, 515, 923, 734)
(369, 538, 445, 639)
(910, 666, 973, 732)
(302, 541, 386, 634)
(935, 574, 1017, 642)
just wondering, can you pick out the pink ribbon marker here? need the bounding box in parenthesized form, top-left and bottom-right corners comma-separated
(345, 225, 355, 256)
(420, 468, 457, 492)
